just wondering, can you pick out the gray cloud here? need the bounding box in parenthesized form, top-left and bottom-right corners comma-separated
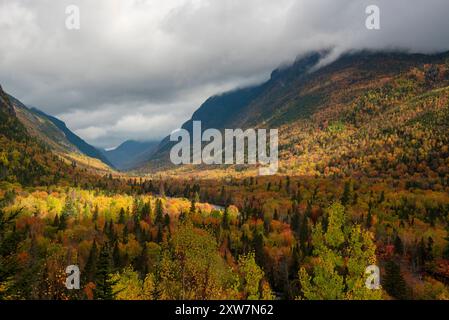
(1, 0, 448, 148)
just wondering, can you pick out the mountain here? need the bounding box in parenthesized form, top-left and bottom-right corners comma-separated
(30, 108, 114, 168)
(145, 52, 325, 170)
(8, 96, 113, 170)
(102, 140, 159, 171)
(0, 85, 105, 186)
(0, 86, 28, 144)
(142, 51, 449, 181)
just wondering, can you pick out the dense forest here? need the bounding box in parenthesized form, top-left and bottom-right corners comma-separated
(1, 174, 449, 299)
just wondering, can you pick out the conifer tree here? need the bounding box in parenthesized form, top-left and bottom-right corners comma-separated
(58, 211, 68, 231)
(118, 208, 126, 224)
(394, 234, 404, 256)
(383, 260, 408, 300)
(136, 243, 149, 277)
(84, 240, 98, 283)
(190, 192, 199, 215)
(0, 207, 22, 299)
(112, 241, 121, 271)
(155, 199, 164, 225)
(443, 225, 449, 259)
(92, 205, 99, 222)
(417, 238, 426, 268)
(52, 214, 59, 228)
(341, 180, 353, 206)
(299, 214, 309, 255)
(222, 207, 230, 230)
(156, 225, 163, 243)
(273, 209, 279, 221)
(164, 213, 170, 228)
(252, 232, 264, 267)
(141, 200, 152, 222)
(123, 224, 129, 244)
(94, 243, 116, 300)
(426, 236, 434, 262)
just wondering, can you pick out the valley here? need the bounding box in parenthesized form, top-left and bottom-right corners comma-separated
(1, 51, 449, 300)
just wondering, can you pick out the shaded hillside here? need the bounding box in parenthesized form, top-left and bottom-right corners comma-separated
(0, 85, 111, 186)
(142, 51, 449, 182)
(10, 97, 80, 155)
(28, 107, 113, 168)
(145, 52, 324, 170)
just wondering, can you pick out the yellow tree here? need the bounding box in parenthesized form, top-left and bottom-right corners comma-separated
(299, 202, 382, 300)
(111, 266, 155, 300)
(238, 252, 274, 300)
(156, 223, 236, 299)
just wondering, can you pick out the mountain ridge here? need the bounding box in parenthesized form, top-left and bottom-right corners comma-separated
(29, 107, 114, 168)
(5, 92, 113, 171)
(0, 85, 108, 185)
(101, 139, 159, 171)
(141, 50, 449, 176)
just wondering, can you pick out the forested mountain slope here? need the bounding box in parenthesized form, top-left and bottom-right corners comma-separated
(8, 96, 113, 170)
(143, 51, 449, 183)
(0, 85, 110, 186)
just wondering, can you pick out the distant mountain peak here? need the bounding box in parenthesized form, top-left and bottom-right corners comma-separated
(102, 139, 159, 171)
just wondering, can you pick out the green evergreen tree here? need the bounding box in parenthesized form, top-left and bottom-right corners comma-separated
(252, 232, 264, 267)
(52, 214, 59, 228)
(118, 208, 126, 224)
(112, 241, 121, 271)
(273, 209, 279, 221)
(94, 243, 116, 300)
(58, 211, 68, 230)
(299, 214, 309, 255)
(383, 260, 408, 300)
(190, 192, 199, 215)
(341, 180, 353, 206)
(0, 207, 22, 299)
(394, 234, 404, 256)
(107, 219, 116, 241)
(155, 199, 164, 225)
(122, 224, 129, 244)
(426, 236, 434, 262)
(443, 225, 449, 259)
(291, 210, 300, 235)
(222, 207, 230, 230)
(164, 213, 170, 227)
(83, 240, 98, 283)
(136, 243, 149, 277)
(417, 238, 426, 268)
(92, 205, 99, 222)
(156, 225, 163, 243)
(142, 200, 152, 222)
(366, 207, 373, 229)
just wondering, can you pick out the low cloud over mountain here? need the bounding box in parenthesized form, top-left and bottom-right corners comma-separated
(1, 0, 449, 147)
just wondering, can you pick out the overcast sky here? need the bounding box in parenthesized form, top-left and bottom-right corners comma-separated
(1, 0, 449, 148)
